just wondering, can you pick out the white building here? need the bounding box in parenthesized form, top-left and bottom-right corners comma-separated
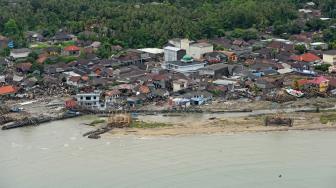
(173, 79, 189, 92)
(168, 38, 193, 50)
(164, 46, 186, 62)
(76, 92, 106, 110)
(189, 42, 214, 59)
(310, 42, 328, 50)
(163, 55, 206, 74)
(167, 38, 213, 60)
(10, 48, 32, 59)
(323, 50, 336, 65)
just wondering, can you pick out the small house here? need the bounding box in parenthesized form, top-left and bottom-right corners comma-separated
(173, 79, 189, 92)
(105, 89, 122, 104)
(323, 50, 336, 65)
(52, 32, 76, 43)
(0, 85, 16, 97)
(291, 53, 321, 64)
(221, 51, 238, 62)
(297, 76, 329, 92)
(16, 63, 32, 73)
(10, 48, 32, 59)
(63, 45, 80, 56)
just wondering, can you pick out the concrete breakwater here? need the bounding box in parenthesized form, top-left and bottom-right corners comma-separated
(1, 113, 82, 130)
(83, 126, 112, 139)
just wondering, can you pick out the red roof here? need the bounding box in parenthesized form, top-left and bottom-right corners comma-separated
(151, 74, 169, 81)
(291, 53, 321, 62)
(64, 45, 80, 51)
(298, 76, 329, 86)
(105, 89, 121, 96)
(0, 85, 16, 95)
(139, 85, 150, 94)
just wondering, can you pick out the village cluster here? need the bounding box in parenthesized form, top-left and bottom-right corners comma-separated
(0, 3, 336, 112)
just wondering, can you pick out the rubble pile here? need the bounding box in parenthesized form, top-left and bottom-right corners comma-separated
(0, 106, 10, 115)
(226, 90, 253, 100)
(29, 84, 75, 98)
(303, 88, 328, 98)
(0, 116, 14, 125)
(265, 115, 293, 127)
(265, 90, 297, 103)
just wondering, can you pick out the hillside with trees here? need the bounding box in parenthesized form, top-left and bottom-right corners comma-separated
(0, 0, 335, 48)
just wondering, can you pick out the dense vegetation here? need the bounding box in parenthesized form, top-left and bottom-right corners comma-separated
(0, 0, 335, 48)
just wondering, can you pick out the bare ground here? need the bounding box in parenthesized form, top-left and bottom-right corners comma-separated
(105, 112, 336, 137)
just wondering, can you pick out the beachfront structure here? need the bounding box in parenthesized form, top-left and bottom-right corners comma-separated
(76, 92, 106, 110)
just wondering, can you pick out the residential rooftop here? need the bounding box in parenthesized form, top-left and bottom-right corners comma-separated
(324, 50, 336, 56)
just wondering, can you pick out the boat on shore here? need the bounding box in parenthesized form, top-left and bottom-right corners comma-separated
(286, 88, 304, 98)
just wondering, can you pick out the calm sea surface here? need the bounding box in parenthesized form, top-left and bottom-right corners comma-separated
(1, 117, 336, 188)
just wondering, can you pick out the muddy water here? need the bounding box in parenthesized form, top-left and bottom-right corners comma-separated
(1, 117, 336, 188)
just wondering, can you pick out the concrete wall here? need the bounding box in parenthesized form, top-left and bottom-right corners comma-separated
(189, 45, 213, 59)
(323, 54, 336, 65)
(164, 49, 177, 62)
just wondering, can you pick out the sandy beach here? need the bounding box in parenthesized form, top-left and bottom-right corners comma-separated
(103, 111, 336, 137)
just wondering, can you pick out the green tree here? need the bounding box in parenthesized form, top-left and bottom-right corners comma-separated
(97, 43, 111, 58)
(0, 47, 10, 57)
(4, 19, 19, 36)
(295, 44, 307, 54)
(315, 64, 331, 72)
(28, 51, 39, 60)
(305, 18, 326, 31)
(31, 61, 43, 73)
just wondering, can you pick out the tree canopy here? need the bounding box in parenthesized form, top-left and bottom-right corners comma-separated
(0, 0, 334, 48)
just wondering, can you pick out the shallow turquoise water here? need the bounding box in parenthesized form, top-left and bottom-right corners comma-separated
(1, 118, 336, 188)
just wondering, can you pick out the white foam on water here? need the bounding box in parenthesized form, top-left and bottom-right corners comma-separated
(11, 142, 23, 148)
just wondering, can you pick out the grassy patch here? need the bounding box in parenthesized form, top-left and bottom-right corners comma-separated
(320, 113, 336, 124)
(59, 41, 76, 47)
(30, 43, 51, 49)
(59, 56, 78, 63)
(89, 119, 105, 126)
(130, 121, 172, 128)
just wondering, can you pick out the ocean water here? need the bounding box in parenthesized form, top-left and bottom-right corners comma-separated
(0, 118, 336, 188)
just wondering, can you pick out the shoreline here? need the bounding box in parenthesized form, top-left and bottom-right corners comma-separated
(1, 112, 336, 137)
(103, 111, 336, 137)
(105, 124, 336, 138)
(2, 97, 336, 137)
